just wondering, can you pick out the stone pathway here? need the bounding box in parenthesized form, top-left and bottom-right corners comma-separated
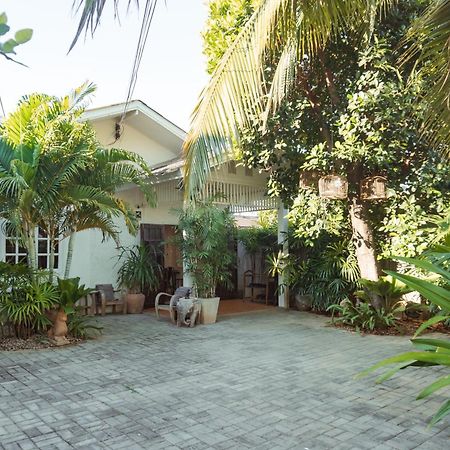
(0, 310, 449, 449)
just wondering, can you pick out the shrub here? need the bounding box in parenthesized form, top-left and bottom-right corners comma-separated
(0, 263, 58, 338)
(67, 314, 103, 339)
(328, 299, 399, 332)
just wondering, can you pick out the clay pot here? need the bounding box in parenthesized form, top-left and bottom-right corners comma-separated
(198, 297, 220, 324)
(126, 293, 145, 314)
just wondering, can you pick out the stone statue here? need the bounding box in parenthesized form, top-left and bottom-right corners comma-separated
(176, 298, 201, 328)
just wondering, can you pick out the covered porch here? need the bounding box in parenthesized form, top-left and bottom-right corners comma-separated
(150, 158, 290, 309)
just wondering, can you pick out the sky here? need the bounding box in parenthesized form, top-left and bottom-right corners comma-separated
(1, 0, 210, 130)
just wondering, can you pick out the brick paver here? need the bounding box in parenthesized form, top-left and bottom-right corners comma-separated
(0, 310, 448, 449)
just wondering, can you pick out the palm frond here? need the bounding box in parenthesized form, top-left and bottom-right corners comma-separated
(401, 0, 450, 150)
(69, 0, 140, 52)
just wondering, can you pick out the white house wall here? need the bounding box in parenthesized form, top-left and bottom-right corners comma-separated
(93, 118, 180, 167)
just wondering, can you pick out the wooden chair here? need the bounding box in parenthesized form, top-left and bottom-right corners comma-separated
(155, 286, 191, 322)
(94, 284, 127, 316)
(75, 293, 96, 316)
(243, 270, 271, 304)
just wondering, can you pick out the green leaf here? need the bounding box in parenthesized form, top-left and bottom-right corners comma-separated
(385, 271, 450, 311)
(0, 13, 7, 25)
(417, 375, 450, 400)
(412, 338, 450, 351)
(357, 351, 450, 379)
(14, 28, 33, 44)
(414, 314, 450, 337)
(1, 38, 17, 53)
(0, 23, 10, 36)
(430, 399, 450, 426)
(395, 256, 450, 283)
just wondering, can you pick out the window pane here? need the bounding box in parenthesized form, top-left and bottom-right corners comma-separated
(54, 241, 59, 253)
(5, 239, 16, 253)
(38, 255, 48, 269)
(54, 256, 59, 269)
(18, 255, 27, 264)
(38, 228, 47, 238)
(6, 255, 16, 264)
(18, 242, 27, 253)
(38, 240, 47, 253)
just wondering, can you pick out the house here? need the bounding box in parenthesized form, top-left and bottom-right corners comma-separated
(0, 100, 288, 306)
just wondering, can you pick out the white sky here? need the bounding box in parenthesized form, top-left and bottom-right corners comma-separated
(0, 0, 210, 130)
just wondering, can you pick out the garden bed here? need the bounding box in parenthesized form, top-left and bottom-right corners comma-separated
(0, 335, 83, 351)
(328, 316, 450, 336)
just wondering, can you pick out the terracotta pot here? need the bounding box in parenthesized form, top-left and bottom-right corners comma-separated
(126, 293, 145, 314)
(198, 297, 220, 324)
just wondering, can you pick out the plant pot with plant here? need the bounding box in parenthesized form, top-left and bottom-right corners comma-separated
(176, 199, 236, 324)
(117, 244, 161, 314)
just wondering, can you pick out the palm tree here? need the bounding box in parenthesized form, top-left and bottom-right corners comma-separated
(0, 84, 155, 280)
(60, 146, 155, 278)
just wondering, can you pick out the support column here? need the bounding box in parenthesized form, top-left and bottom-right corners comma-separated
(277, 203, 289, 309)
(181, 200, 194, 289)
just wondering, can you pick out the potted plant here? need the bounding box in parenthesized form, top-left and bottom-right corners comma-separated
(117, 244, 161, 314)
(176, 200, 236, 324)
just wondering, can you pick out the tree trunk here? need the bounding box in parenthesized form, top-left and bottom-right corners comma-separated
(26, 226, 37, 272)
(48, 235, 55, 283)
(349, 197, 382, 309)
(64, 232, 76, 279)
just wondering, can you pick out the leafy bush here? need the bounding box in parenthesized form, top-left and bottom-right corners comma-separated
(328, 300, 399, 332)
(269, 237, 360, 311)
(355, 277, 411, 313)
(117, 244, 161, 294)
(176, 200, 236, 298)
(0, 262, 58, 338)
(67, 314, 103, 339)
(56, 277, 91, 314)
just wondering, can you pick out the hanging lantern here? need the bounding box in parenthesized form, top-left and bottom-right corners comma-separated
(318, 175, 348, 199)
(360, 176, 387, 200)
(298, 170, 319, 190)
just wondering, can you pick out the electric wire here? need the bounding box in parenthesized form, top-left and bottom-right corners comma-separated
(119, 0, 158, 126)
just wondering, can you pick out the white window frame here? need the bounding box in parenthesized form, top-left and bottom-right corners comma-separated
(2, 225, 60, 269)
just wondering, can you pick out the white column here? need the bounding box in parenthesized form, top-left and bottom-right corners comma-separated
(181, 200, 194, 288)
(277, 203, 289, 309)
(182, 256, 193, 288)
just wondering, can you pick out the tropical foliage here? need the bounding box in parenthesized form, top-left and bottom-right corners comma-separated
(176, 200, 236, 298)
(198, 0, 450, 312)
(360, 221, 450, 425)
(328, 299, 400, 332)
(0, 262, 57, 338)
(0, 83, 155, 280)
(117, 244, 161, 294)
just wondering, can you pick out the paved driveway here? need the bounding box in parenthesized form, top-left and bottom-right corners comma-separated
(0, 310, 449, 449)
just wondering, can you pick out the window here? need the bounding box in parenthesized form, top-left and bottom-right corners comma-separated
(4, 227, 59, 269)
